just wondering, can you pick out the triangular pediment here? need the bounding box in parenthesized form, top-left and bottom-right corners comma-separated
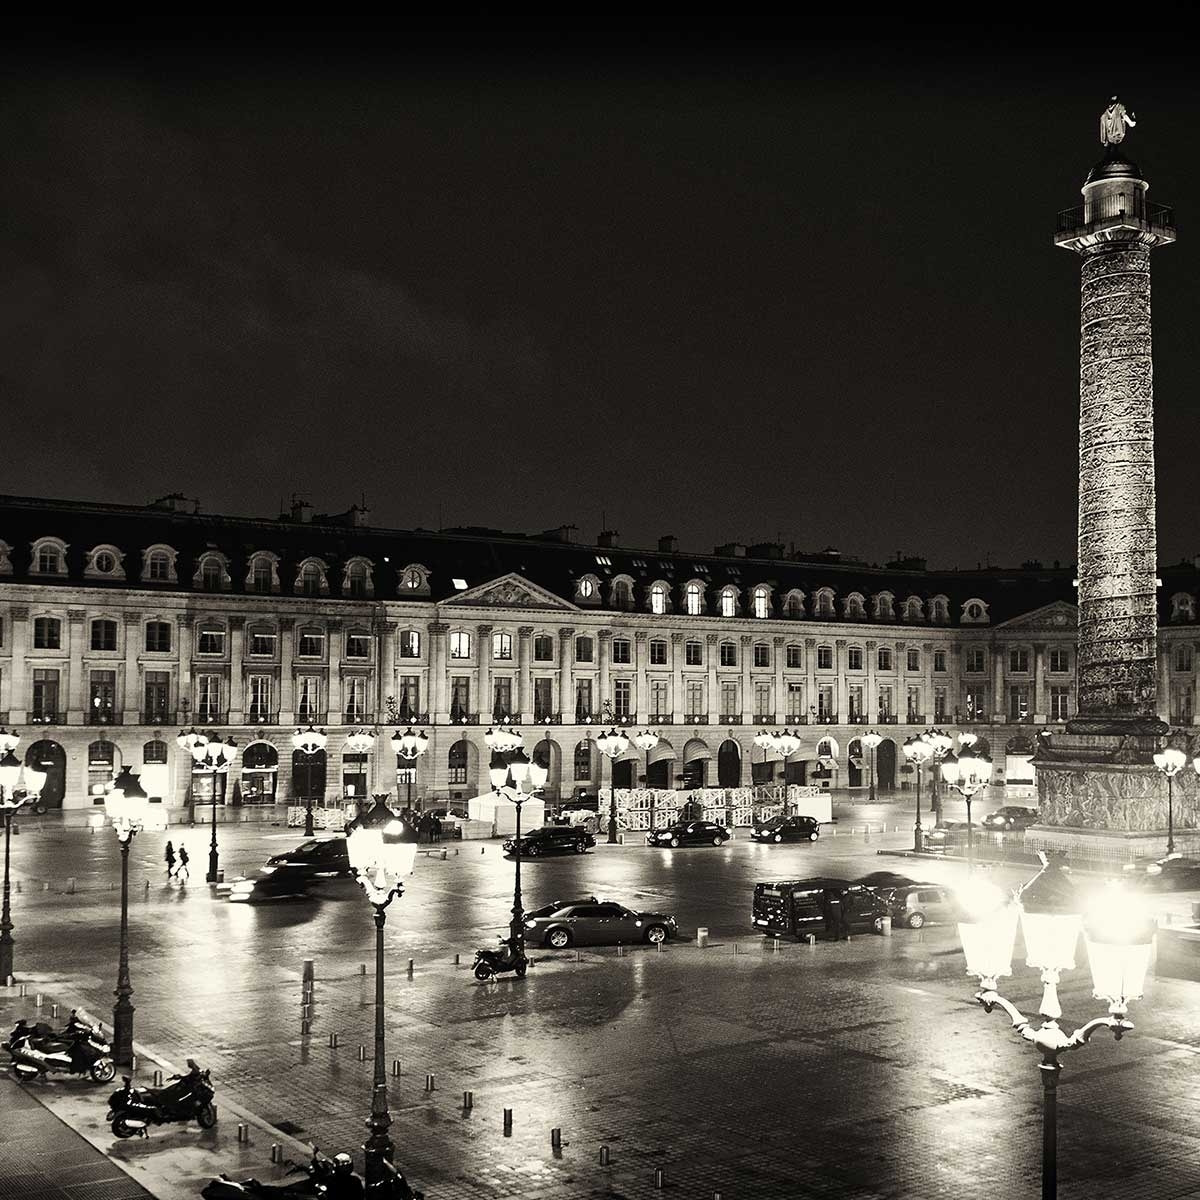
(442, 572, 578, 611)
(995, 600, 1078, 632)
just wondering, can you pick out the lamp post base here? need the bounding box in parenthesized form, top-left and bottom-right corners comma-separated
(206, 849, 220, 884)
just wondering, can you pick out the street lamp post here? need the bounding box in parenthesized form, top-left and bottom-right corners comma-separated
(0, 733, 45, 984)
(345, 797, 420, 1193)
(1153, 743, 1185, 855)
(903, 734, 932, 852)
(940, 737, 992, 871)
(343, 728, 377, 814)
(190, 736, 238, 883)
(97, 766, 160, 1068)
(596, 728, 631, 844)
(390, 726, 430, 811)
(290, 726, 328, 837)
(956, 855, 1154, 1200)
(861, 729, 882, 802)
(176, 727, 207, 826)
(487, 733, 547, 960)
(922, 728, 954, 824)
(633, 730, 660, 831)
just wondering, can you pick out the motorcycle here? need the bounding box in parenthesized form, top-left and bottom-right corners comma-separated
(202, 1148, 363, 1199)
(106, 1059, 216, 1138)
(472, 936, 529, 981)
(6, 1012, 116, 1083)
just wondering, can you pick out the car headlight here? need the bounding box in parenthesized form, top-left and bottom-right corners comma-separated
(1147, 864, 1162, 875)
(259, 866, 277, 875)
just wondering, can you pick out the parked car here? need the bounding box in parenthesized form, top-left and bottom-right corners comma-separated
(647, 821, 731, 848)
(526, 900, 678, 948)
(981, 806, 1040, 832)
(750, 815, 821, 843)
(523, 896, 599, 920)
(752, 878, 891, 939)
(879, 884, 962, 929)
(264, 836, 353, 878)
(857, 871, 923, 890)
(1122, 854, 1200, 890)
(503, 826, 595, 857)
(922, 821, 969, 852)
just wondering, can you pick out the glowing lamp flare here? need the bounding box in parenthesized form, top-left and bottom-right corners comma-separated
(346, 799, 419, 885)
(392, 727, 429, 760)
(0, 750, 22, 799)
(1084, 886, 1156, 1013)
(861, 730, 882, 751)
(104, 767, 151, 833)
(291, 726, 328, 756)
(1153, 746, 1186, 776)
(596, 728, 630, 760)
(0, 728, 20, 755)
(634, 730, 660, 753)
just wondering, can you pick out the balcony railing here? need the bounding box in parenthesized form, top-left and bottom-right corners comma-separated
(196, 709, 230, 725)
(247, 709, 280, 726)
(30, 711, 61, 725)
(342, 711, 374, 726)
(879, 714, 900, 725)
(295, 709, 327, 725)
(720, 714, 743, 725)
(390, 711, 431, 726)
(648, 714, 673, 724)
(787, 715, 807, 725)
(848, 714, 868, 724)
(141, 710, 177, 726)
(753, 714, 775, 725)
(535, 712, 561, 725)
(815, 714, 839, 725)
(685, 714, 708, 725)
(1056, 195, 1175, 235)
(612, 714, 635, 727)
(450, 713, 480, 725)
(88, 711, 119, 726)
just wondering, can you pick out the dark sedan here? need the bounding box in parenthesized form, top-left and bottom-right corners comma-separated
(503, 826, 595, 857)
(265, 836, 353, 877)
(1122, 855, 1200, 890)
(647, 821, 731, 848)
(981, 806, 1040, 832)
(750, 815, 820, 843)
(525, 900, 679, 948)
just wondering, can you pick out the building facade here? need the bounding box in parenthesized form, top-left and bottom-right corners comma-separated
(2, 492, 1199, 813)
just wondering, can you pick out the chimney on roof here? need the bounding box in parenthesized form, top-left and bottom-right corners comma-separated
(347, 504, 371, 528)
(539, 524, 577, 544)
(290, 496, 313, 523)
(658, 535, 679, 554)
(748, 542, 784, 560)
(148, 493, 198, 514)
(597, 530, 620, 548)
(714, 542, 746, 558)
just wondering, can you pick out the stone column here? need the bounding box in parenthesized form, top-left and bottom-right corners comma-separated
(706, 634, 719, 723)
(804, 638, 816, 722)
(634, 632, 648, 723)
(8, 608, 27, 723)
(834, 639, 847, 721)
(772, 636, 786, 726)
(1033, 643, 1048, 724)
(518, 626, 533, 723)
(227, 616, 245, 724)
(476, 625, 493, 722)
(375, 620, 396, 722)
(426, 623, 448, 721)
(1192, 644, 1200, 726)
(739, 635, 753, 724)
(922, 643, 934, 723)
(598, 629, 612, 715)
(67, 609, 86, 723)
(992, 647, 1006, 723)
(278, 619, 295, 725)
(671, 633, 685, 724)
(557, 628, 574, 721)
(1156, 643, 1171, 724)
(326, 620, 342, 722)
(122, 612, 142, 724)
(948, 641, 962, 723)
(865, 640, 877, 723)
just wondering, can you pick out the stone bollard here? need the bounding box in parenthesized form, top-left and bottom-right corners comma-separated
(35, 992, 43, 1007)
(392, 1059, 401, 1076)
(551, 1128, 562, 1149)
(425, 1074, 435, 1092)
(600, 1146, 610, 1166)
(43, 881, 50, 891)
(302, 959, 315, 982)
(143, 880, 150, 895)
(357, 1045, 367, 1062)
(454, 953, 460, 965)
(481, 846, 486, 854)
(455, 847, 460, 855)
(153, 1069, 163, 1086)
(462, 1090, 473, 1110)
(328, 1032, 339, 1049)
(441, 850, 447, 860)
(575, 949, 583, 962)
(864, 825, 871, 844)
(359, 963, 367, 976)
(4, 974, 12, 988)
(131, 1055, 137, 1072)
(407, 959, 414, 977)
(271, 1144, 282, 1164)
(66, 878, 75, 895)
(654, 1167, 665, 1189)
(503, 1107, 513, 1136)
(237, 1122, 249, 1143)
(881, 916, 893, 938)
(301, 1004, 311, 1020)
(301, 1019, 311, 1035)
(806, 934, 817, 947)
(697, 926, 709, 948)
(50, 1003, 59, 1018)
(14, 881, 19, 894)
(772, 938, 780, 954)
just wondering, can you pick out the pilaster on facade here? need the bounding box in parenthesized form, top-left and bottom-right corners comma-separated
(557, 627, 574, 722)
(278, 618, 295, 725)
(67, 609, 86, 723)
(517, 626, 534, 723)
(122, 611, 142, 725)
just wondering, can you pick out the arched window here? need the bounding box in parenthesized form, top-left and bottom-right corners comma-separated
(719, 640, 737, 667)
(719, 587, 738, 618)
(573, 740, 592, 781)
(685, 581, 704, 616)
(814, 588, 836, 618)
(33, 616, 62, 649)
(85, 544, 125, 580)
(398, 630, 422, 658)
(902, 596, 924, 622)
(398, 564, 430, 594)
(649, 582, 669, 615)
(752, 586, 771, 619)
(449, 631, 472, 659)
(143, 739, 168, 764)
(929, 594, 950, 624)
(32, 537, 68, 576)
(142, 544, 177, 583)
(90, 618, 118, 651)
(492, 631, 513, 660)
(782, 590, 805, 618)
(295, 558, 328, 596)
(1171, 593, 1196, 622)
(343, 557, 374, 599)
(610, 576, 634, 610)
(448, 740, 468, 785)
(200, 555, 223, 591)
(246, 552, 278, 594)
(844, 592, 866, 619)
(816, 736, 838, 760)
(873, 592, 895, 619)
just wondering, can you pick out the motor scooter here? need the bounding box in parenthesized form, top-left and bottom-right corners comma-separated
(107, 1059, 216, 1138)
(202, 1148, 363, 1199)
(6, 1013, 115, 1083)
(472, 936, 529, 981)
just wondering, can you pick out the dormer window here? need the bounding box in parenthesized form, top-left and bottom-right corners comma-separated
(719, 587, 738, 618)
(398, 564, 430, 595)
(142, 545, 177, 583)
(343, 557, 374, 599)
(783, 590, 805, 618)
(295, 558, 329, 597)
(902, 596, 924, 622)
(201, 557, 223, 591)
(814, 588, 836, 618)
(685, 581, 704, 616)
(649, 582, 669, 615)
(610, 576, 634, 610)
(929, 595, 950, 624)
(961, 598, 990, 625)
(1171, 593, 1196, 622)
(844, 592, 866, 619)
(32, 538, 68, 576)
(86, 545, 125, 579)
(873, 592, 895, 620)
(579, 578, 594, 598)
(752, 586, 771, 619)
(247, 553, 279, 594)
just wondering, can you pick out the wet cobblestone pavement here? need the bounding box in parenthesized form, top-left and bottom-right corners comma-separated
(4, 813, 1200, 1198)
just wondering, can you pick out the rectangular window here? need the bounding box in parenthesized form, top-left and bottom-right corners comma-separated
(492, 632, 513, 661)
(492, 678, 513, 719)
(296, 675, 321, 722)
(786, 644, 802, 669)
(344, 677, 368, 721)
(649, 640, 667, 666)
(907, 685, 921, 721)
(720, 642, 737, 667)
(346, 633, 370, 660)
(449, 632, 470, 659)
(613, 679, 632, 718)
(686, 680, 705, 719)
(1174, 646, 1193, 673)
(197, 625, 225, 655)
(533, 635, 553, 662)
(787, 682, 803, 721)
(1009, 685, 1030, 720)
(906, 648, 921, 672)
(817, 645, 833, 670)
(1009, 648, 1030, 674)
(251, 560, 273, 593)
(575, 637, 594, 664)
(650, 680, 669, 718)
(298, 630, 325, 657)
(685, 641, 703, 666)
(33, 617, 61, 650)
(933, 649, 947, 673)
(966, 648, 986, 673)
(450, 677, 470, 719)
(848, 684, 864, 719)
(753, 644, 770, 668)
(1051, 687, 1070, 721)
(612, 638, 632, 664)
(574, 679, 593, 720)
(32, 668, 59, 720)
(146, 621, 173, 653)
(817, 684, 834, 719)
(197, 674, 222, 722)
(934, 686, 948, 721)
(396, 676, 420, 718)
(720, 680, 739, 719)
(847, 646, 863, 671)
(246, 630, 274, 657)
(248, 674, 273, 721)
(1049, 648, 1069, 673)
(877, 647, 892, 672)
(877, 686, 892, 720)
(573, 742, 591, 781)
(144, 670, 170, 722)
(89, 670, 116, 724)
(754, 681, 772, 720)
(965, 686, 988, 720)
(91, 620, 117, 651)
(534, 677, 554, 722)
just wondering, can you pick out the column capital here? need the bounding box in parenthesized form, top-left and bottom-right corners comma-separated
(326, 618, 342, 632)
(706, 633, 720, 646)
(598, 629, 613, 642)
(518, 626, 534, 638)
(428, 621, 450, 635)
(773, 636, 786, 647)
(558, 627, 575, 641)
(68, 609, 86, 623)
(476, 624, 494, 637)
(671, 632, 685, 645)
(228, 615, 246, 631)
(835, 638, 847, 650)
(804, 638, 817, 649)
(9, 606, 28, 620)
(278, 617, 295, 633)
(634, 631, 648, 643)
(865, 639, 876, 651)
(374, 620, 397, 635)
(122, 611, 141, 627)
(740, 634, 753, 647)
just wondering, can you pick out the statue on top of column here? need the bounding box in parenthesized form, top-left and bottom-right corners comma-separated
(1100, 97, 1136, 146)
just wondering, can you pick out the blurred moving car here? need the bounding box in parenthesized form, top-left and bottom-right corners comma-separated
(1122, 854, 1200, 890)
(753, 878, 890, 939)
(981, 806, 1040, 832)
(526, 900, 678, 948)
(265, 836, 353, 877)
(750, 815, 820, 843)
(647, 821, 731, 848)
(878, 884, 961, 929)
(857, 871, 923, 890)
(503, 826, 596, 856)
(922, 821, 969, 852)
(228, 868, 316, 902)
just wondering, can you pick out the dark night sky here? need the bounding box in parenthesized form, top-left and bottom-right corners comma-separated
(3, 34, 1198, 570)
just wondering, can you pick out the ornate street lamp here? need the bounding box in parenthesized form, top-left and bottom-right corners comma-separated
(940, 740, 992, 870)
(1153, 743, 1186, 855)
(345, 798, 420, 1193)
(490, 740, 547, 962)
(0, 734, 45, 984)
(922, 727, 954, 823)
(903, 734, 932, 852)
(633, 729, 660, 831)
(484, 724, 523, 755)
(595, 727, 631, 844)
(99, 766, 159, 1067)
(176, 728, 208, 825)
(861, 729, 882, 802)
(290, 726, 328, 837)
(191, 735, 238, 882)
(390, 726, 430, 810)
(957, 855, 1154, 1199)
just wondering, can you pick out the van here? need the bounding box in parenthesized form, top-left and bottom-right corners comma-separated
(752, 878, 890, 940)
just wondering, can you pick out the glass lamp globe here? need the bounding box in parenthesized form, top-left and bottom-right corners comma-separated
(939, 751, 960, 786)
(346, 798, 419, 885)
(0, 728, 20, 755)
(904, 736, 931, 764)
(958, 730, 978, 748)
(956, 879, 1019, 988)
(20, 763, 48, 797)
(777, 730, 801, 757)
(176, 728, 207, 755)
(528, 760, 549, 790)
(634, 730, 659, 753)
(105, 767, 151, 832)
(1153, 746, 1186, 776)
(345, 729, 376, 754)
(508, 750, 531, 786)
(216, 738, 239, 766)
(861, 730, 882, 751)
(1084, 884, 1156, 1015)
(1018, 854, 1082, 974)
(292, 726, 327, 756)
(0, 749, 22, 798)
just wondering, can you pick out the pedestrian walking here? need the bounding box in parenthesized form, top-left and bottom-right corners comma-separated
(176, 845, 190, 885)
(164, 840, 176, 878)
(432, 815, 443, 843)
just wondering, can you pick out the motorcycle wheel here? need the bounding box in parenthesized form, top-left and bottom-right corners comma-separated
(515, 961, 527, 978)
(197, 1103, 218, 1129)
(90, 1057, 117, 1084)
(112, 1117, 141, 1139)
(474, 963, 493, 981)
(14, 1063, 40, 1081)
